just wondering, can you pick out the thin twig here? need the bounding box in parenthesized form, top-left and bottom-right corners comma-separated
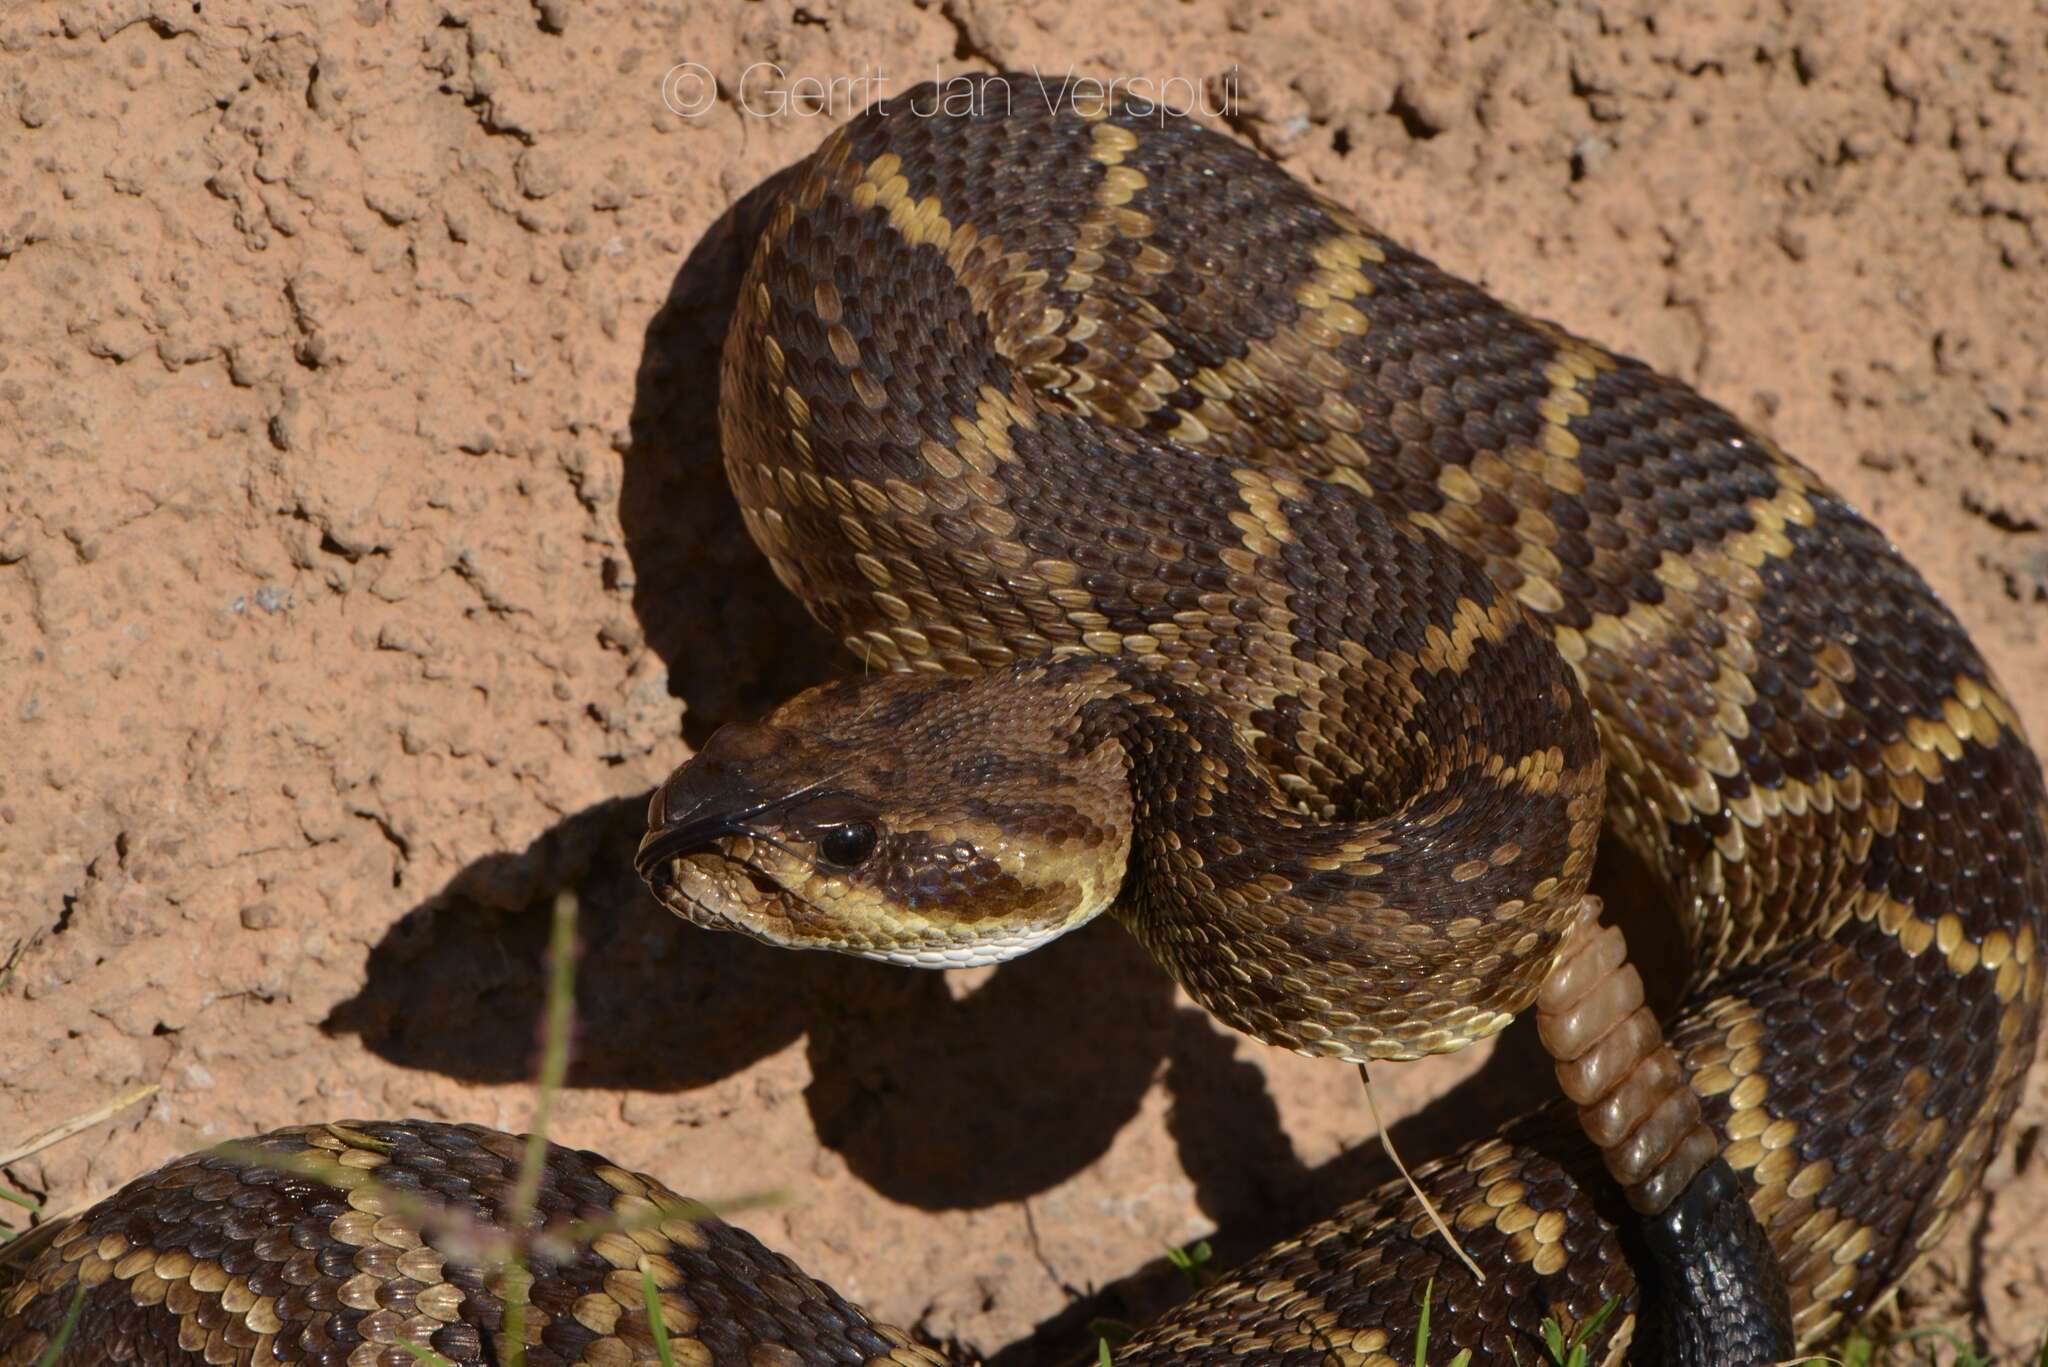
(1360, 1063, 1485, 1284)
(0, 1083, 159, 1168)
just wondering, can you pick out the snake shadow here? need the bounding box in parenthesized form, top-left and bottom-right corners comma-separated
(323, 815, 1652, 1361)
(612, 163, 838, 746)
(325, 178, 1213, 1216)
(329, 168, 1693, 1361)
(321, 787, 1196, 1212)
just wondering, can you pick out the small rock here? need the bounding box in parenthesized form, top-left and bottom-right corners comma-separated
(86, 321, 153, 362)
(1572, 134, 1615, 178)
(516, 148, 569, 199)
(1840, 127, 1883, 162)
(363, 182, 423, 224)
(241, 901, 283, 930)
(0, 211, 41, 258)
(2011, 139, 2045, 183)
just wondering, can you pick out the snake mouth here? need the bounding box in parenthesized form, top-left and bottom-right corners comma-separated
(635, 785, 814, 939)
(643, 850, 758, 916)
(638, 839, 833, 956)
(633, 814, 739, 883)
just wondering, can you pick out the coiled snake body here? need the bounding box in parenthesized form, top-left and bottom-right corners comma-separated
(4, 74, 2044, 1366)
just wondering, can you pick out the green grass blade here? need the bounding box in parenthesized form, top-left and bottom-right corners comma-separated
(32, 1282, 87, 1367)
(500, 890, 582, 1367)
(642, 1264, 676, 1365)
(1570, 1295, 1621, 1363)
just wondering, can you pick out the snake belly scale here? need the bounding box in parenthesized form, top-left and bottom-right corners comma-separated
(3, 72, 2044, 1367)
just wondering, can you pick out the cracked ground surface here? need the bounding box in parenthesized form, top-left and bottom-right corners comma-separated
(3, 0, 2046, 1359)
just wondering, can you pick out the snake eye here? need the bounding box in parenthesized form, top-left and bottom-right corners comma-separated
(818, 822, 878, 868)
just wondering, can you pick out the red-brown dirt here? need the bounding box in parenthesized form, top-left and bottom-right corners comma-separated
(4, 1, 2046, 1359)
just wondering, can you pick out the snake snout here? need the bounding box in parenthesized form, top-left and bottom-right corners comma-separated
(636, 781, 743, 882)
(635, 721, 785, 881)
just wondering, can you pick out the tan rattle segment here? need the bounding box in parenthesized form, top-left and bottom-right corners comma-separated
(1538, 897, 1720, 1215)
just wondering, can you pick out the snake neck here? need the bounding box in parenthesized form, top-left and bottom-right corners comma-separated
(1057, 652, 1604, 1063)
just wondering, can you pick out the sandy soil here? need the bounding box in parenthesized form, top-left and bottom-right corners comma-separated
(3, 0, 2047, 1359)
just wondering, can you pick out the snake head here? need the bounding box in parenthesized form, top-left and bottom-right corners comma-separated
(634, 669, 1134, 967)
